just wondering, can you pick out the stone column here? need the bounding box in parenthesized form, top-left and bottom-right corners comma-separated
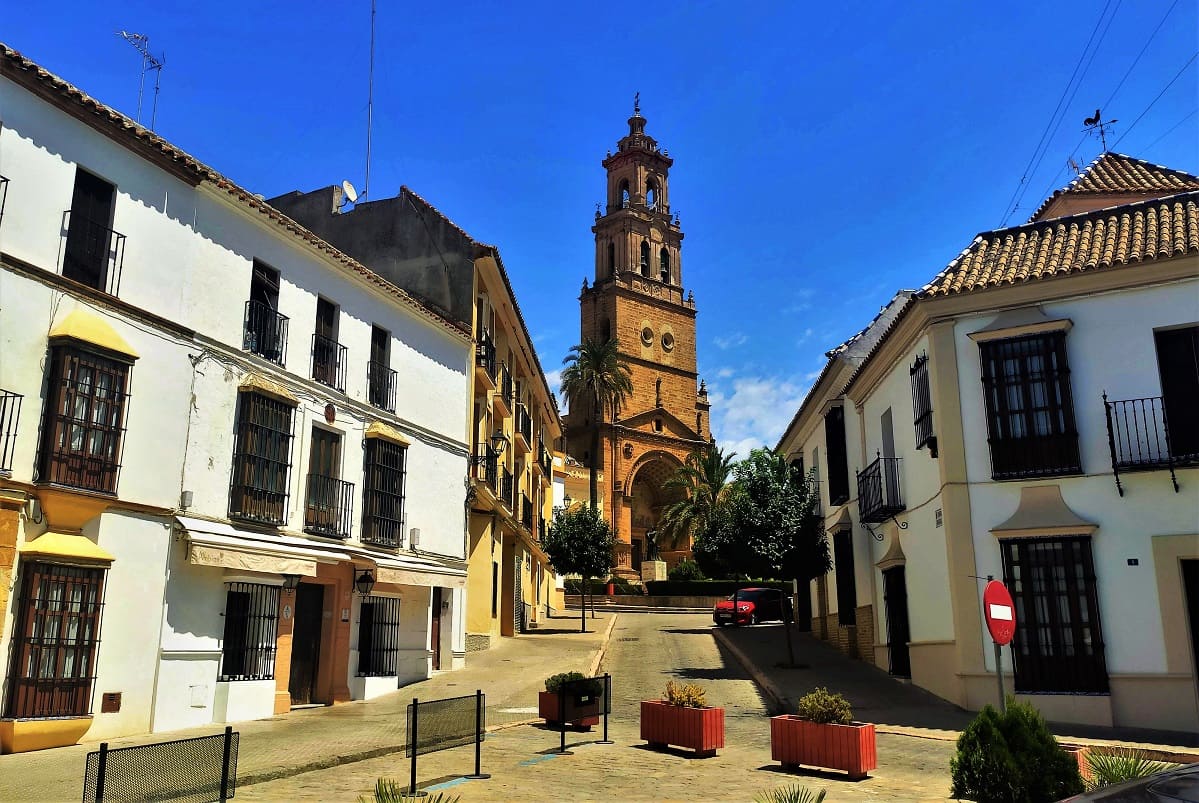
(273, 590, 296, 715)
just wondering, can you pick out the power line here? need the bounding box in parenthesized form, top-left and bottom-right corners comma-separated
(1112, 51, 1198, 148)
(1140, 107, 1198, 154)
(998, 0, 1116, 226)
(1102, 0, 1179, 110)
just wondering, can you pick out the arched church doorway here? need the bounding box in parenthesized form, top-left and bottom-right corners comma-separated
(625, 454, 687, 575)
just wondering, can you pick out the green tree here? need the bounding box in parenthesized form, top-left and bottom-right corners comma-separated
(657, 445, 737, 553)
(694, 448, 829, 584)
(560, 337, 633, 511)
(542, 506, 616, 632)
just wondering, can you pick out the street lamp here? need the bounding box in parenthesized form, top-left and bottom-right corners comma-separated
(470, 429, 509, 465)
(354, 569, 376, 596)
(281, 574, 302, 594)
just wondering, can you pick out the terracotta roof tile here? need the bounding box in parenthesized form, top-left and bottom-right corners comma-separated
(924, 191, 1199, 297)
(1028, 152, 1199, 221)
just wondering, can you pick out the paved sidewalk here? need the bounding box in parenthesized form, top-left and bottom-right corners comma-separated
(715, 623, 1199, 761)
(0, 612, 616, 803)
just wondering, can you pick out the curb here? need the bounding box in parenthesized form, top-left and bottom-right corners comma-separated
(586, 613, 619, 677)
(711, 626, 789, 715)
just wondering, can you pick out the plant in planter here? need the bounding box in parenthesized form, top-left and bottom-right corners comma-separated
(640, 680, 725, 757)
(539, 671, 602, 730)
(771, 687, 876, 780)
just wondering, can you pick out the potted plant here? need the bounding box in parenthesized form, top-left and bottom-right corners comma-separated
(771, 687, 876, 780)
(539, 672, 601, 730)
(641, 680, 725, 757)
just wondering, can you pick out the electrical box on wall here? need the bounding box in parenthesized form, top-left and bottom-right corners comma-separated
(101, 692, 122, 713)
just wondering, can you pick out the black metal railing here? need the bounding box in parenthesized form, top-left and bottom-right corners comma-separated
(243, 300, 289, 366)
(62, 210, 125, 297)
(218, 582, 279, 681)
(84, 727, 239, 803)
(516, 404, 532, 446)
(910, 352, 937, 456)
(521, 492, 533, 531)
(1103, 393, 1197, 494)
(357, 595, 402, 677)
(857, 454, 905, 523)
(367, 360, 397, 412)
(473, 445, 498, 493)
(538, 441, 552, 475)
(496, 362, 513, 410)
(501, 468, 514, 510)
(475, 334, 496, 378)
(538, 518, 547, 542)
(304, 474, 355, 539)
(310, 333, 348, 392)
(988, 433, 1082, 480)
(0, 389, 21, 473)
(805, 479, 822, 517)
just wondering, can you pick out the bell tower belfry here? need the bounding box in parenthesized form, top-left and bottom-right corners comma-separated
(566, 100, 712, 578)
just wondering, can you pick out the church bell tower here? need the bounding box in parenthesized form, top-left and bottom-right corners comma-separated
(566, 100, 712, 578)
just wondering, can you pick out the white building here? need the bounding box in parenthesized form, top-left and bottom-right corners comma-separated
(778, 153, 1199, 734)
(0, 44, 473, 753)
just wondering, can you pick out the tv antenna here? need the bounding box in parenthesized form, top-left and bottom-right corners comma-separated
(1068, 157, 1081, 175)
(1083, 108, 1118, 151)
(116, 31, 165, 130)
(363, 0, 377, 202)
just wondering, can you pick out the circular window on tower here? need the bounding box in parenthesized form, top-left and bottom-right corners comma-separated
(661, 332, 675, 352)
(641, 326, 654, 346)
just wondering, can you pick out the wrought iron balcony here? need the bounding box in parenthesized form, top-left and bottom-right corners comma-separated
(367, 360, 397, 413)
(472, 444, 498, 493)
(521, 492, 533, 532)
(538, 518, 547, 542)
(857, 455, 905, 524)
(515, 405, 532, 450)
(0, 389, 22, 474)
(494, 362, 513, 415)
(304, 473, 355, 539)
(243, 300, 289, 366)
(805, 479, 822, 517)
(988, 432, 1082, 480)
(475, 334, 496, 383)
(310, 333, 348, 392)
(62, 210, 125, 297)
(500, 468, 514, 511)
(1104, 393, 1197, 494)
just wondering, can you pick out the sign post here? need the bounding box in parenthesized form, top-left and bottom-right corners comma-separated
(982, 577, 1016, 713)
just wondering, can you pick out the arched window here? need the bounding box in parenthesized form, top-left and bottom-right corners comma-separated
(647, 179, 657, 209)
(607, 242, 615, 276)
(659, 248, 670, 283)
(640, 241, 650, 277)
(619, 179, 630, 208)
(600, 318, 611, 343)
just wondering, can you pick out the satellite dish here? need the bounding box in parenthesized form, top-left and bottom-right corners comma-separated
(341, 180, 359, 204)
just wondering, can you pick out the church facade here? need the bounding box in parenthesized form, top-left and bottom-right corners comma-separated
(564, 105, 713, 577)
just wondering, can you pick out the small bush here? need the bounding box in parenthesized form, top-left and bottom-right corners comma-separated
(753, 785, 826, 803)
(605, 575, 641, 594)
(950, 701, 1083, 803)
(796, 687, 852, 725)
(544, 671, 586, 694)
(668, 559, 705, 581)
(1085, 748, 1172, 791)
(663, 680, 707, 708)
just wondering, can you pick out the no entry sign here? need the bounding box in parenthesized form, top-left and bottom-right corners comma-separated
(983, 580, 1016, 646)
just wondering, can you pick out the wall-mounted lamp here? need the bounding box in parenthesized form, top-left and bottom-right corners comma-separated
(281, 574, 302, 594)
(469, 430, 510, 466)
(354, 569, 376, 596)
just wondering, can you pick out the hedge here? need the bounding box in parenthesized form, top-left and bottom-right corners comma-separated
(644, 580, 792, 597)
(564, 577, 641, 595)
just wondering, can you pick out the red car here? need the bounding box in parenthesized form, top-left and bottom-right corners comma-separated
(712, 588, 785, 626)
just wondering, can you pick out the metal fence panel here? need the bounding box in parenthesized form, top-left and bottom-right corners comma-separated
(405, 693, 484, 758)
(83, 730, 238, 803)
(559, 675, 610, 720)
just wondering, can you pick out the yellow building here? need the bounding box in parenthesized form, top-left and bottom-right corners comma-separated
(466, 247, 564, 649)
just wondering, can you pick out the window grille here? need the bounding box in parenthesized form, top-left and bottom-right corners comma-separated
(229, 392, 294, 525)
(362, 438, 407, 548)
(910, 352, 937, 456)
(4, 562, 106, 718)
(1000, 536, 1108, 694)
(980, 333, 1081, 479)
(38, 347, 131, 493)
(219, 583, 279, 681)
(824, 406, 851, 505)
(357, 596, 401, 677)
(832, 530, 856, 627)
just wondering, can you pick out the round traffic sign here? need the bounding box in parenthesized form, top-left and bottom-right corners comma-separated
(983, 580, 1016, 646)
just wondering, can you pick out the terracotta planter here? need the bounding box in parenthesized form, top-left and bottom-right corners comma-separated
(538, 691, 599, 729)
(770, 715, 876, 780)
(1061, 744, 1093, 783)
(640, 700, 725, 757)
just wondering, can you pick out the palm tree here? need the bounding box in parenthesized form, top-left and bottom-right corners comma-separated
(657, 445, 737, 551)
(560, 336, 633, 510)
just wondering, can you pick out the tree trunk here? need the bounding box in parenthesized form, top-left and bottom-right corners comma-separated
(589, 414, 601, 511)
(580, 576, 588, 633)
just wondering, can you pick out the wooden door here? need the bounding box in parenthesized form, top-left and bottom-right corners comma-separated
(430, 587, 442, 671)
(306, 428, 341, 532)
(882, 567, 911, 678)
(64, 170, 115, 290)
(1155, 327, 1199, 459)
(289, 583, 324, 705)
(1184, 561, 1199, 694)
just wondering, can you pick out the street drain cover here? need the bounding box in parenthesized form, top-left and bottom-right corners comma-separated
(619, 637, 640, 642)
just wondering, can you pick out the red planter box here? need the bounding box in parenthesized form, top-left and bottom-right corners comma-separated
(538, 691, 599, 729)
(640, 700, 725, 757)
(770, 715, 876, 780)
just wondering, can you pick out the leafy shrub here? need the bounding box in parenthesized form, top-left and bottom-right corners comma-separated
(950, 701, 1083, 803)
(753, 786, 826, 803)
(663, 680, 707, 708)
(668, 559, 705, 581)
(796, 687, 852, 725)
(359, 778, 459, 802)
(544, 671, 586, 694)
(1085, 748, 1172, 791)
(605, 575, 641, 594)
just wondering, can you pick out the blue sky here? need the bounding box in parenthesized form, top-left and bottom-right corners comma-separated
(5, 1, 1196, 457)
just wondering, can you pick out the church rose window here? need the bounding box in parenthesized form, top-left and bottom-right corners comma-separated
(641, 327, 654, 346)
(661, 333, 675, 352)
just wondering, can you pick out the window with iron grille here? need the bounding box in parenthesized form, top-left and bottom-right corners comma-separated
(1000, 536, 1108, 694)
(38, 346, 131, 493)
(910, 352, 937, 457)
(219, 582, 279, 681)
(980, 333, 1081, 479)
(832, 529, 857, 627)
(229, 391, 294, 525)
(4, 562, 106, 719)
(357, 596, 401, 677)
(362, 438, 407, 548)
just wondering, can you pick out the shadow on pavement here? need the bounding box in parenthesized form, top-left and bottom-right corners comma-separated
(754, 763, 869, 783)
(628, 743, 722, 761)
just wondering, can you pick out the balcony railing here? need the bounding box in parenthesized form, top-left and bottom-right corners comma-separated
(243, 300, 289, 366)
(472, 444, 498, 493)
(496, 363, 513, 412)
(367, 360, 397, 413)
(500, 468, 514, 510)
(988, 433, 1081, 480)
(475, 334, 496, 378)
(0, 389, 22, 474)
(311, 333, 348, 392)
(857, 455, 905, 524)
(62, 210, 125, 297)
(304, 474, 355, 539)
(521, 492, 533, 532)
(1104, 393, 1197, 494)
(538, 518, 547, 542)
(805, 479, 822, 517)
(515, 405, 532, 447)
(536, 440, 552, 475)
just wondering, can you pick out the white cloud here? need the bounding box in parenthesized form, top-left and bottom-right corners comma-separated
(715, 367, 735, 379)
(708, 370, 813, 455)
(543, 368, 566, 411)
(713, 332, 749, 350)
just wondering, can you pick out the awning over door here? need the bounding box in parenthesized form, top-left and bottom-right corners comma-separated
(374, 554, 467, 589)
(177, 516, 349, 577)
(19, 530, 115, 565)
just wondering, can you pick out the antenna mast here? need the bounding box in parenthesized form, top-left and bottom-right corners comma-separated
(364, 0, 376, 201)
(116, 31, 165, 130)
